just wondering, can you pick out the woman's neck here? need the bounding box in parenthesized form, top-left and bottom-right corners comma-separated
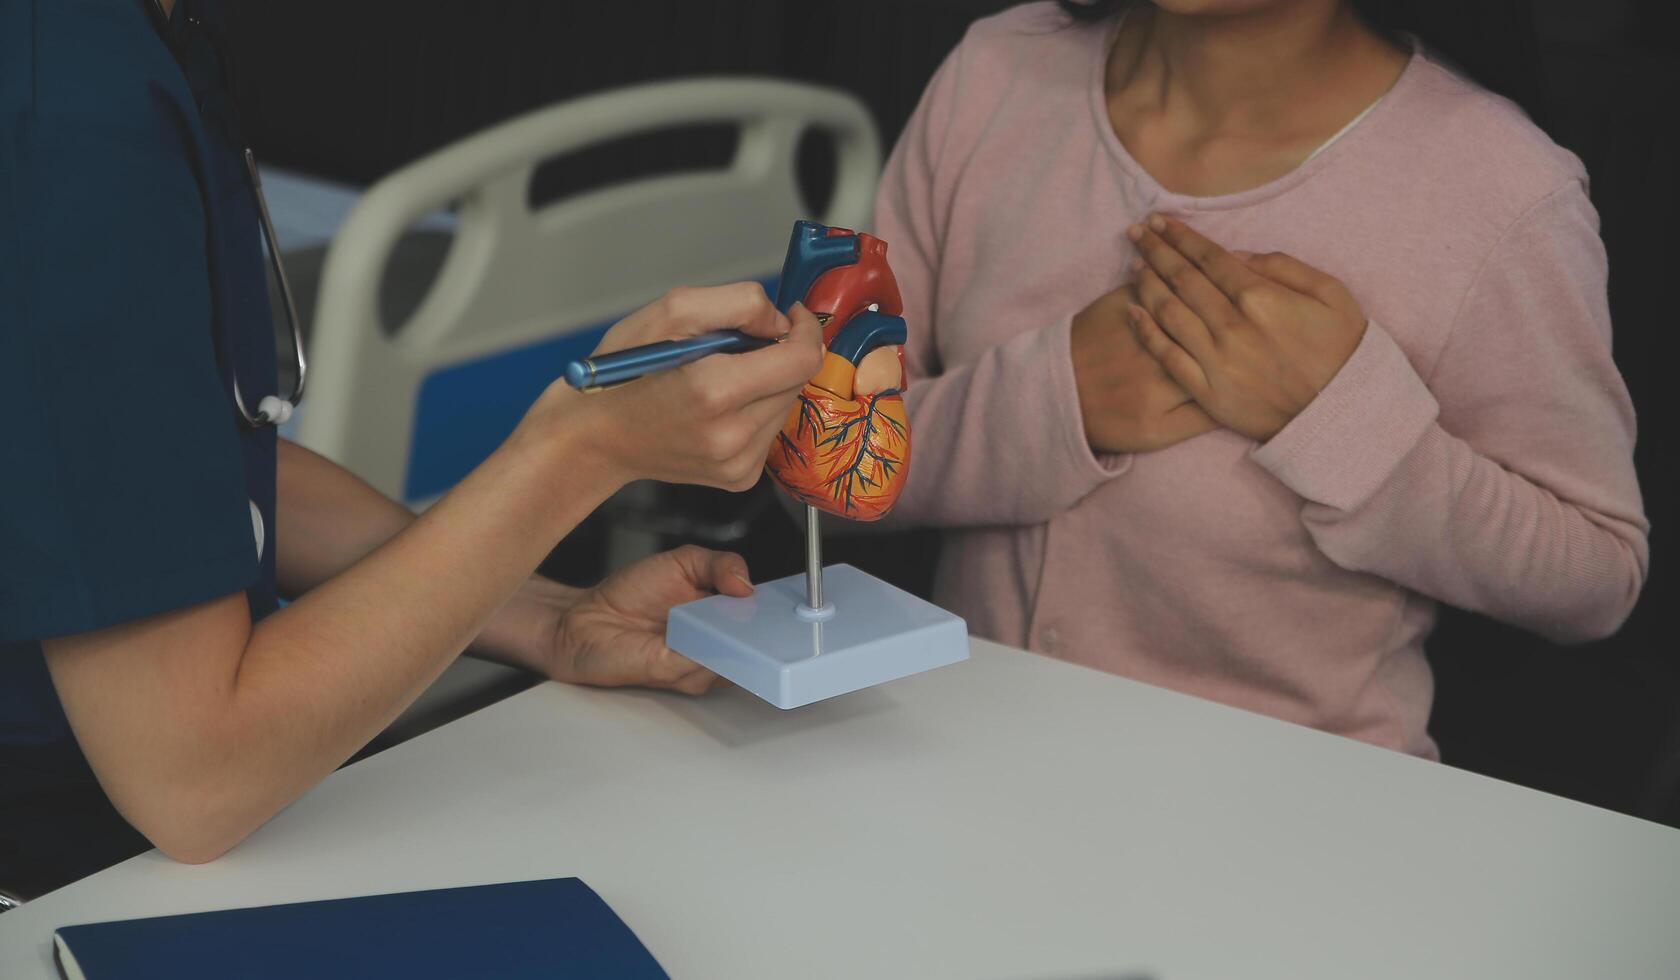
(1105, 1, 1407, 195)
(1123, 4, 1372, 125)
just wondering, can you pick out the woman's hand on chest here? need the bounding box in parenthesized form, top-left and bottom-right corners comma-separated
(1124, 216, 1368, 442)
(1071, 279, 1219, 454)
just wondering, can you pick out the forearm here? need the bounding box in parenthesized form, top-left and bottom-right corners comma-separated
(275, 438, 577, 673)
(236, 427, 610, 821)
(56, 403, 622, 861)
(468, 573, 581, 673)
(275, 439, 415, 598)
(891, 316, 1125, 527)
(1291, 422, 1647, 641)
(1254, 323, 1648, 642)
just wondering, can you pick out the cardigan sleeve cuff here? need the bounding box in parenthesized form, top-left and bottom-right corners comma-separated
(1250, 320, 1438, 513)
(1042, 313, 1133, 494)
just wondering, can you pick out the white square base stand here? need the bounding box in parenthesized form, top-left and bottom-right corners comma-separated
(666, 563, 969, 709)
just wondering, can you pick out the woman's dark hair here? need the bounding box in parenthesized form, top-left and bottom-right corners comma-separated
(1057, 0, 1549, 129)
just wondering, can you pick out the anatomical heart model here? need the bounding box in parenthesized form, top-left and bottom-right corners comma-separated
(766, 220, 910, 521)
(663, 220, 966, 711)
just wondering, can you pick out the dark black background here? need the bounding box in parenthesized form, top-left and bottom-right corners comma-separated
(218, 0, 1676, 825)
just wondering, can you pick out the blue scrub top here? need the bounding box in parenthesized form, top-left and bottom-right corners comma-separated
(0, 0, 279, 772)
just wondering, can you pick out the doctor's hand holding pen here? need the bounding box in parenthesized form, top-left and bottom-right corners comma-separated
(545, 281, 826, 492)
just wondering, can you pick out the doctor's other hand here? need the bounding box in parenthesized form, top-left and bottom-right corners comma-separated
(558, 282, 824, 491)
(546, 546, 752, 695)
(1071, 280, 1219, 453)
(1127, 217, 1368, 442)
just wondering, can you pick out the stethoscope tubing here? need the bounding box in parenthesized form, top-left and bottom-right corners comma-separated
(146, 0, 307, 429)
(239, 149, 307, 427)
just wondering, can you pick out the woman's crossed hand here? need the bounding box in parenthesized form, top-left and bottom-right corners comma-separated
(1125, 216, 1368, 442)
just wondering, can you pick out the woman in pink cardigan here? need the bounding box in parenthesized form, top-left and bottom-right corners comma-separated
(877, 0, 1648, 756)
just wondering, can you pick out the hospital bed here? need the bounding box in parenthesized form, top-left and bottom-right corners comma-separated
(279, 79, 881, 743)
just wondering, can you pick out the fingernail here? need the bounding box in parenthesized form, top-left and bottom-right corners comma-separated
(1129, 257, 1144, 273)
(1232, 249, 1253, 260)
(1148, 215, 1167, 232)
(1127, 305, 1144, 322)
(1125, 223, 1143, 241)
(731, 573, 755, 592)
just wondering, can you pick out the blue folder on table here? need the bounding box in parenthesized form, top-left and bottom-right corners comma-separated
(51, 877, 667, 979)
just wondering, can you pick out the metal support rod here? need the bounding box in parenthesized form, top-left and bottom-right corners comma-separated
(804, 505, 824, 610)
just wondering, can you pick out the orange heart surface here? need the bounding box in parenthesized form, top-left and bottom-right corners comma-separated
(765, 222, 911, 522)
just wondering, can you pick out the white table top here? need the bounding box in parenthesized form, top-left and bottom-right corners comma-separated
(4, 638, 1678, 979)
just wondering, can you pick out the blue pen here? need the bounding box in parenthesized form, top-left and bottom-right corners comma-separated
(562, 329, 776, 391)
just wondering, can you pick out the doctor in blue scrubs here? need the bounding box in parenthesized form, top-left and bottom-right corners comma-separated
(0, 0, 823, 899)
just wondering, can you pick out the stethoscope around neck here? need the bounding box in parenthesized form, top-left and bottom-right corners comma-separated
(145, 0, 307, 428)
